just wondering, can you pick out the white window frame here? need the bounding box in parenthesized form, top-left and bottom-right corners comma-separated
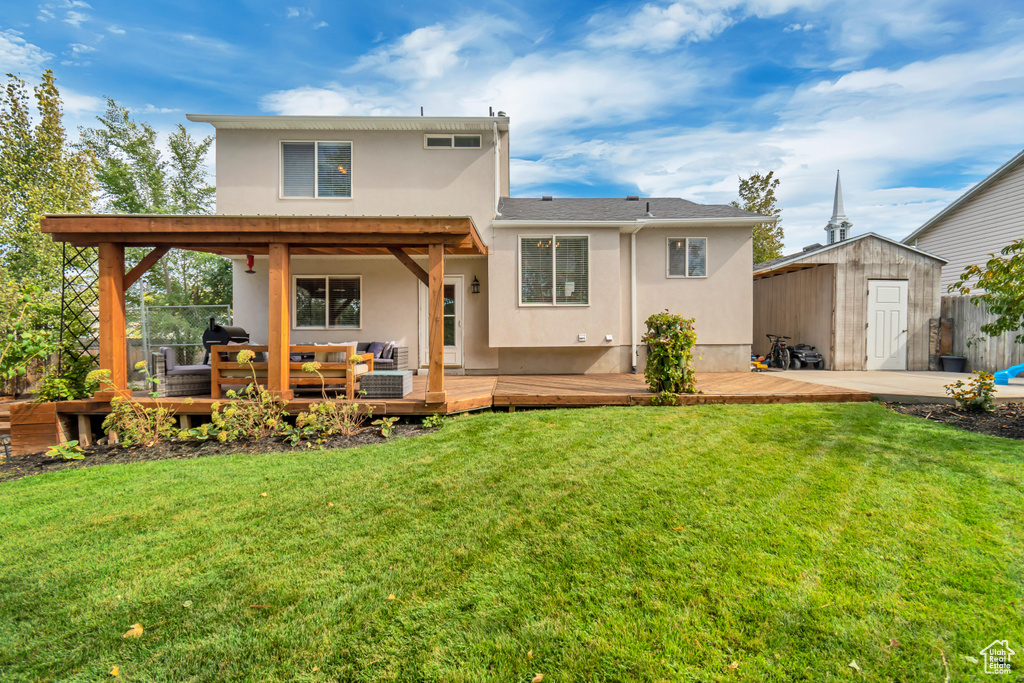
(279, 140, 354, 200)
(518, 234, 591, 307)
(666, 236, 708, 278)
(292, 275, 362, 330)
(423, 134, 482, 149)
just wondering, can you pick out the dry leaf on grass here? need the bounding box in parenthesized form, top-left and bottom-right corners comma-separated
(386, 594, 395, 601)
(260, 492, 268, 497)
(327, 502, 334, 507)
(122, 623, 143, 639)
(728, 661, 739, 670)
(673, 526, 684, 531)
(527, 649, 533, 659)
(532, 674, 544, 683)
(110, 665, 120, 677)
(849, 660, 862, 673)
(889, 638, 899, 648)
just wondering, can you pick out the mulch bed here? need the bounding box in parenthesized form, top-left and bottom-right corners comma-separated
(0, 422, 433, 483)
(886, 402, 1024, 440)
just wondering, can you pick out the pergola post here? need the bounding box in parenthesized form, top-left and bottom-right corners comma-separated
(96, 242, 127, 398)
(267, 243, 294, 401)
(425, 242, 446, 403)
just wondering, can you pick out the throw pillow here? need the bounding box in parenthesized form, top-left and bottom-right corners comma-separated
(381, 341, 395, 360)
(366, 341, 386, 359)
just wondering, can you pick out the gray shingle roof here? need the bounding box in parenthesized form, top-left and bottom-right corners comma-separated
(496, 197, 765, 222)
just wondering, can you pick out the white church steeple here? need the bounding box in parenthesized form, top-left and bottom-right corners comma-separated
(825, 170, 852, 245)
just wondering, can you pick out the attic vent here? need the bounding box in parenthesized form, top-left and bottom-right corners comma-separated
(802, 243, 823, 252)
(626, 195, 639, 201)
(541, 196, 553, 201)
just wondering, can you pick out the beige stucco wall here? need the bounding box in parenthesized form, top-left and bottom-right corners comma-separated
(488, 227, 623, 349)
(230, 255, 497, 371)
(485, 224, 753, 372)
(214, 128, 509, 246)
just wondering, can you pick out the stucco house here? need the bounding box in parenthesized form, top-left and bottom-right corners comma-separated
(903, 147, 1024, 289)
(186, 113, 771, 375)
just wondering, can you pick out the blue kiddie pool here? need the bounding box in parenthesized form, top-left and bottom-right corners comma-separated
(995, 363, 1024, 385)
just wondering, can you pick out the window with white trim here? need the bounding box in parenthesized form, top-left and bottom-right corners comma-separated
(281, 141, 352, 198)
(424, 134, 481, 149)
(667, 237, 707, 278)
(520, 235, 589, 306)
(294, 276, 361, 328)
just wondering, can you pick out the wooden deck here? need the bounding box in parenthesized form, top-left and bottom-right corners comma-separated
(8, 372, 871, 455)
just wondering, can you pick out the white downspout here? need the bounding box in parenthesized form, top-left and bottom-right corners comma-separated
(493, 122, 502, 217)
(630, 221, 644, 373)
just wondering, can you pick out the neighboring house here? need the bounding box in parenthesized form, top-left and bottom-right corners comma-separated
(186, 114, 771, 374)
(753, 176, 946, 371)
(903, 147, 1024, 290)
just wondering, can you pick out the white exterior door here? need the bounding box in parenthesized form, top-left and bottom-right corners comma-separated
(866, 280, 908, 370)
(418, 275, 463, 368)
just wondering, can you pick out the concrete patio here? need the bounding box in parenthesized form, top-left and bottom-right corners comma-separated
(776, 370, 1024, 404)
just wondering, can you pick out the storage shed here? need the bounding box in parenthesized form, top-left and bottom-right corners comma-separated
(753, 233, 947, 370)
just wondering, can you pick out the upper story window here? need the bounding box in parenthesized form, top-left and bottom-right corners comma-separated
(667, 237, 707, 278)
(424, 134, 481, 149)
(520, 235, 589, 306)
(281, 141, 352, 198)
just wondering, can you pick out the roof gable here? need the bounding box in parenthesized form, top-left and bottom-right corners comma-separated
(754, 232, 946, 276)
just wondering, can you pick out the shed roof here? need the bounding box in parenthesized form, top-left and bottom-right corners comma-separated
(754, 232, 947, 277)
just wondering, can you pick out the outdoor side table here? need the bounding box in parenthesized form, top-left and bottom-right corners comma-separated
(359, 370, 413, 398)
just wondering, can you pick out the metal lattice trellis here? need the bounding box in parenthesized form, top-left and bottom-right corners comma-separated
(58, 243, 100, 373)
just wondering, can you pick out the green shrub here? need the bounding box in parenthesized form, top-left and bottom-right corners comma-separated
(641, 311, 699, 396)
(91, 365, 177, 447)
(945, 372, 996, 412)
(421, 414, 446, 429)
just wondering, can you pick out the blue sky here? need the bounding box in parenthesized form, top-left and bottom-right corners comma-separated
(2, 0, 1023, 250)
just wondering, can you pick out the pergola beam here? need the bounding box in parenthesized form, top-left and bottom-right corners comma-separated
(96, 243, 127, 397)
(123, 246, 170, 290)
(387, 247, 429, 286)
(424, 243, 446, 404)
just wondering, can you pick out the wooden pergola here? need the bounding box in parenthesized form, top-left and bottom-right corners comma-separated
(41, 214, 488, 403)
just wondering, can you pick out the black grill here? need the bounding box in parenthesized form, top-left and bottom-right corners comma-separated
(201, 318, 249, 363)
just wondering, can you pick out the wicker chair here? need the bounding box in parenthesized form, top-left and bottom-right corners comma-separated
(150, 347, 211, 397)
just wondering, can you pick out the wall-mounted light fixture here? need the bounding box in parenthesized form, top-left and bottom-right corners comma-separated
(245, 253, 256, 274)
(471, 276, 480, 294)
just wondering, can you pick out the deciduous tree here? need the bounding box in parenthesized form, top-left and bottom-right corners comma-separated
(0, 69, 95, 291)
(731, 171, 784, 264)
(949, 238, 1024, 343)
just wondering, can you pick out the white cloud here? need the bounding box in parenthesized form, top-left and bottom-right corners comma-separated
(784, 22, 814, 32)
(60, 88, 104, 115)
(107, 25, 126, 35)
(587, 1, 740, 51)
(135, 104, 180, 114)
(352, 17, 515, 82)
(63, 10, 89, 27)
(261, 85, 407, 117)
(313, 21, 328, 29)
(0, 29, 52, 73)
(38, 8, 56, 21)
(69, 42, 95, 55)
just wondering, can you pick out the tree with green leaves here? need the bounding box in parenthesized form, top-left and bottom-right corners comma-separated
(949, 238, 1024, 343)
(80, 100, 229, 305)
(731, 171, 784, 264)
(0, 69, 95, 291)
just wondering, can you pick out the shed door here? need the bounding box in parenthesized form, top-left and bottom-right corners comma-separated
(866, 280, 908, 370)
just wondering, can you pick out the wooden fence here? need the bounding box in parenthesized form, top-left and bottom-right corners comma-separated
(941, 296, 1024, 372)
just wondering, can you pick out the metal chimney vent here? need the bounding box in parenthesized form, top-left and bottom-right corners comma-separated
(626, 195, 639, 201)
(541, 196, 553, 201)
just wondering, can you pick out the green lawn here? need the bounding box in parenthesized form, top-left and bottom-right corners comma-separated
(1, 403, 1021, 682)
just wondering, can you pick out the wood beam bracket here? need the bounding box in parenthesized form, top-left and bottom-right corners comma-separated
(124, 246, 170, 290)
(387, 247, 429, 285)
